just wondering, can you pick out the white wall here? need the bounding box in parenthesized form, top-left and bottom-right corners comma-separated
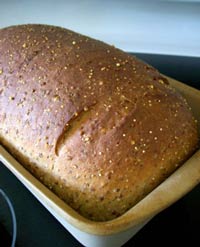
(0, 0, 200, 57)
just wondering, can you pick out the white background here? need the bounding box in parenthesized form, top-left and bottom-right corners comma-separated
(0, 0, 200, 57)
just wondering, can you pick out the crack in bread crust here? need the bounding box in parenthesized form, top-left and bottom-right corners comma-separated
(55, 103, 97, 156)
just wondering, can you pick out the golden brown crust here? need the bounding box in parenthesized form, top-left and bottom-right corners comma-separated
(0, 24, 199, 221)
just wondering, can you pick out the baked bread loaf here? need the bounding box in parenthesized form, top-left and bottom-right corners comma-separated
(0, 24, 198, 221)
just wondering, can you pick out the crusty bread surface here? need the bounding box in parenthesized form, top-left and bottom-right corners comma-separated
(0, 24, 198, 221)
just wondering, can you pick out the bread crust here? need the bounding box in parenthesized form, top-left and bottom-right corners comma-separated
(0, 24, 198, 221)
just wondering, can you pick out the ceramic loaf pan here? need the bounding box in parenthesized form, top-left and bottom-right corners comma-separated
(0, 76, 200, 247)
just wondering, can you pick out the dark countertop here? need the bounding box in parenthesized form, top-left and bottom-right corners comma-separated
(0, 53, 200, 247)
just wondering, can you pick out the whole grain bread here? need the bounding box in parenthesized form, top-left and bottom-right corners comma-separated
(0, 24, 198, 221)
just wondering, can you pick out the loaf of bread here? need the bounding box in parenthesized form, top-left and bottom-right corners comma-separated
(0, 24, 198, 221)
